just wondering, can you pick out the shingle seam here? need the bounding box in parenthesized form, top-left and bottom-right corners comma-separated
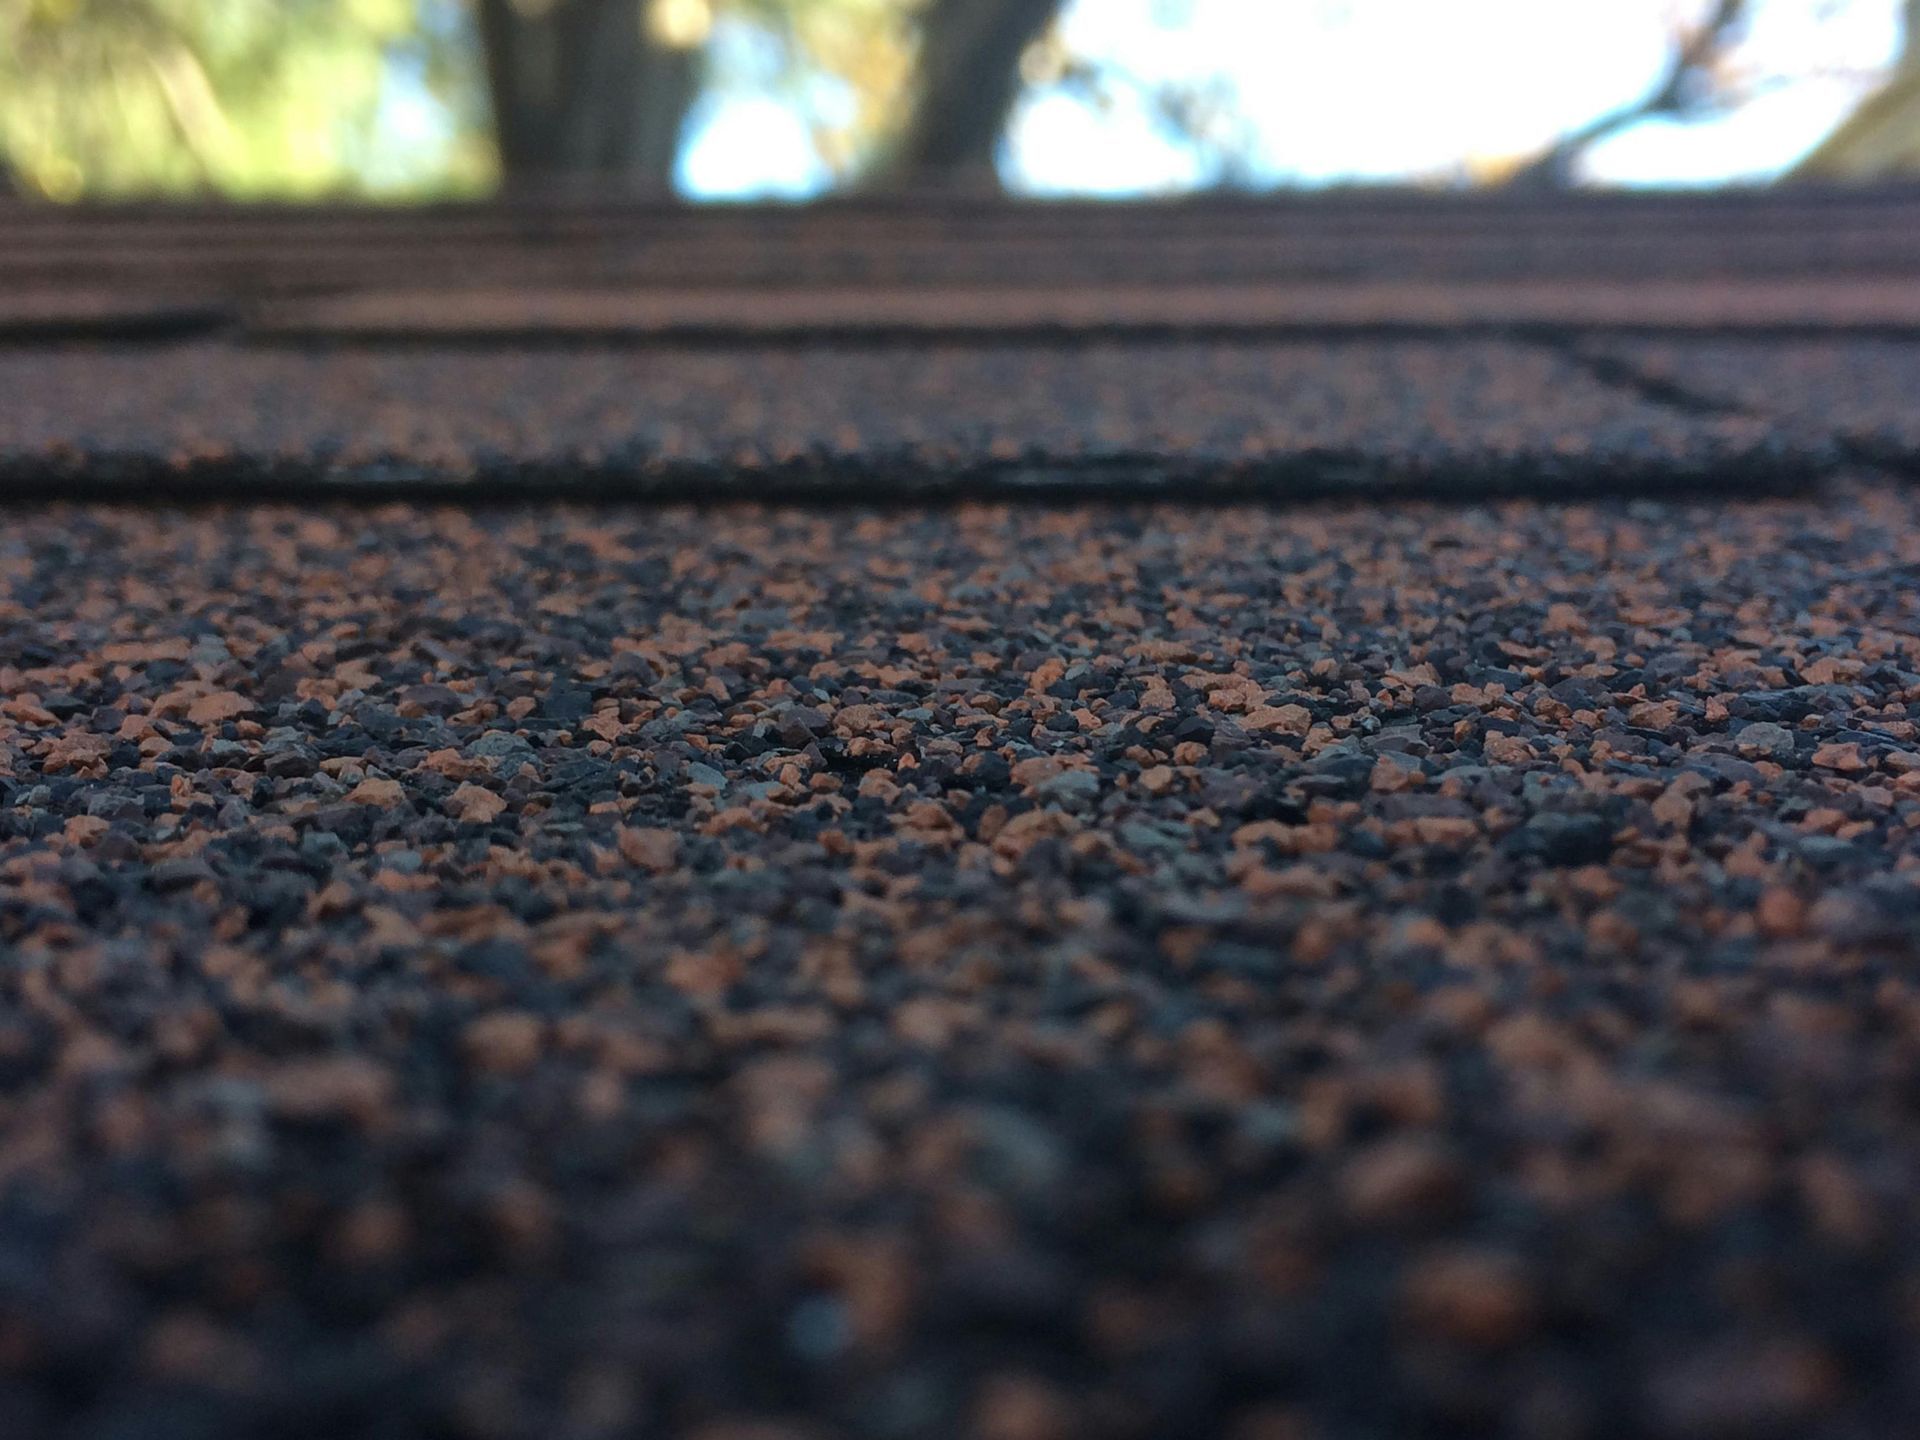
(0, 448, 1825, 506)
(1547, 341, 1759, 420)
(1558, 338, 1920, 481)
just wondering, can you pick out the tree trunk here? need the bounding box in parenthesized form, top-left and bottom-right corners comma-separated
(1792, 0, 1920, 180)
(878, 0, 1065, 191)
(476, 0, 700, 192)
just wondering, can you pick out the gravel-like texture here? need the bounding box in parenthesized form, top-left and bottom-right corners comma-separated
(1585, 339, 1920, 466)
(3, 483, 1919, 1439)
(0, 340, 1794, 496)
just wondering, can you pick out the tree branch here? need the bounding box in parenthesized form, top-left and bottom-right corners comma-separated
(1508, 0, 1747, 189)
(145, 43, 239, 182)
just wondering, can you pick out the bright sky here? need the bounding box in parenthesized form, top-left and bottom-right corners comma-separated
(680, 0, 1906, 197)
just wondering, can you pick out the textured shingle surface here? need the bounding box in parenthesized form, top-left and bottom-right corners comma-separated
(0, 189, 1916, 495)
(4, 191, 1920, 1440)
(4, 488, 1920, 1439)
(0, 339, 1794, 496)
(1586, 337, 1920, 465)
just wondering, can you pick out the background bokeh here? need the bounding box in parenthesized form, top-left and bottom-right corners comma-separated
(1, 0, 1915, 201)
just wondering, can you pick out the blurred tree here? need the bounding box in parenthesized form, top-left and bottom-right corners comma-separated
(1016, 13, 1259, 190)
(718, 0, 920, 183)
(0, 0, 1082, 199)
(475, 0, 706, 188)
(1505, 0, 1749, 189)
(876, 0, 1064, 187)
(684, 0, 1066, 190)
(0, 0, 492, 198)
(1794, 0, 1920, 177)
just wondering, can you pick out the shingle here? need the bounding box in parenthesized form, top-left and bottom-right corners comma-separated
(3, 485, 1919, 1438)
(1585, 336, 1920, 465)
(6, 188, 1920, 1440)
(5, 188, 1920, 292)
(0, 338, 1797, 496)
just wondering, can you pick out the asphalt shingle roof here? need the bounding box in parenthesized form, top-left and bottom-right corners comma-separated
(2, 191, 1920, 1440)
(0, 339, 1794, 498)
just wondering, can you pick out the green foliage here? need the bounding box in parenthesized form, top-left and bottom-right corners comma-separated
(0, 0, 495, 197)
(0, 0, 1055, 199)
